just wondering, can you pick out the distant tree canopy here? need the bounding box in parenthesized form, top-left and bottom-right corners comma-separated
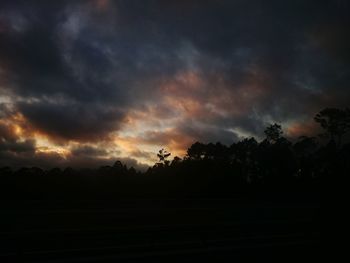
(264, 123, 283, 143)
(314, 108, 350, 146)
(1, 108, 349, 199)
(144, 108, 350, 186)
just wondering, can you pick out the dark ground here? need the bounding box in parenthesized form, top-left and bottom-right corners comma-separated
(3, 198, 321, 262)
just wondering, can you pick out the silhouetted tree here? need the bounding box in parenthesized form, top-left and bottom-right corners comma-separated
(258, 124, 297, 184)
(63, 167, 75, 176)
(314, 108, 350, 146)
(294, 136, 318, 157)
(171, 156, 182, 166)
(113, 160, 128, 175)
(230, 138, 259, 183)
(157, 148, 171, 166)
(47, 167, 62, 176)
(207, 142, 230, 161)
(98, 165, 113, 176)
(264, 123, 283, 143)
(128, 166, 137, 175)
(186, 142, 206, 160)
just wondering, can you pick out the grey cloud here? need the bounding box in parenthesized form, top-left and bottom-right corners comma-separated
(18, 99, 125, 141)
(0, 0, 349, 167)
(70, 145, 109, 157)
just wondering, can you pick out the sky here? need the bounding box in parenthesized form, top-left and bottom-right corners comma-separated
(0, 0, 349, 170)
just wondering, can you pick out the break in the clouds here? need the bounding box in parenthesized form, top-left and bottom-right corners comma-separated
(0, 0, 349, 168)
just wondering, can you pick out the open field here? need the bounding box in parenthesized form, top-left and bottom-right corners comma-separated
(3, 198, 321, 262)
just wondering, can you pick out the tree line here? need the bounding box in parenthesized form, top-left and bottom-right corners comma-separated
(1, 107, 349, 199)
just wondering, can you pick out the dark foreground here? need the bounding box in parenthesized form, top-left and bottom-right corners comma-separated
(5, 198, 321, 262)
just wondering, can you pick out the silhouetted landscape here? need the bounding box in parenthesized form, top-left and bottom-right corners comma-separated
(2, 0, 349, 262)
(3, 107, 347, 261)
(2, 107, 349, 198)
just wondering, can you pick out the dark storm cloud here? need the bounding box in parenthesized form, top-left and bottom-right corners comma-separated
(18, 100, 124, 141)
(70, 145, 109, 157)
(0, 0, 350, 166)
(0, 138, 35, 153)
(176, 121, 241, 146)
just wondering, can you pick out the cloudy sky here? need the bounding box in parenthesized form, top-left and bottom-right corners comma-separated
(0, 0, 349, 169)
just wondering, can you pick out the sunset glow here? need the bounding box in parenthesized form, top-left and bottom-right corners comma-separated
(1, 0, 349, 169)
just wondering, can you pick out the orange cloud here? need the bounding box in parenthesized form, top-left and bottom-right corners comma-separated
(286, 120, 320, 138)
